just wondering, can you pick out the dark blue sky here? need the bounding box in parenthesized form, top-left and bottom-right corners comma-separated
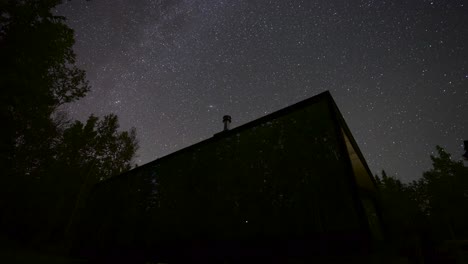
(57, 0, 467, 182)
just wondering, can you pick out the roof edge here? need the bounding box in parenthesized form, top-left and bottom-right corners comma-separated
(99, 90, 334, 185)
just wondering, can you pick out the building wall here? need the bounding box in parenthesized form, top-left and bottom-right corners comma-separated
(76, 99, 369, 259)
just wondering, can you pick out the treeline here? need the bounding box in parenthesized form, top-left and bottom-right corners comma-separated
(0, 0, 138, 251)
(376, 146, 468, 262)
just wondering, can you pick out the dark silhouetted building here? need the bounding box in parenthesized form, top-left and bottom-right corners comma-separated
(74, 91, 382, 263)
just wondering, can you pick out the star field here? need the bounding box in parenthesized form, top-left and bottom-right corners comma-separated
(57, 0, 468, 182)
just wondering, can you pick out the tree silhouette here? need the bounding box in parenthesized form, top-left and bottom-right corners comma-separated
(56, 114, 138, 183)
(377, 146, 468, 262)
(0, 0, 89, 180)
(418, 146, 468, 240)
(0, 1, 139, 249)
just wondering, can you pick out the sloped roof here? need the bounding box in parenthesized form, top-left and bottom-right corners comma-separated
(102, 91, 377, 192)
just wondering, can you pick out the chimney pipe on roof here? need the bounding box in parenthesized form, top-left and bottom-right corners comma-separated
(223, 115, 231, 131)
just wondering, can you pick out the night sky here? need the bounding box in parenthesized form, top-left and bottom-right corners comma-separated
(56, 0, 467, 182)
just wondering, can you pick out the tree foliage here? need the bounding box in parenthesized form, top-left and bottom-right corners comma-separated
(0, 0, 139, 247)
(419, 146, 468, 239)
(376, 171, 423, 237)
(376, 146, 468, 261)
(0, 0, 90, 179)
(57, 114, 139, 183)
